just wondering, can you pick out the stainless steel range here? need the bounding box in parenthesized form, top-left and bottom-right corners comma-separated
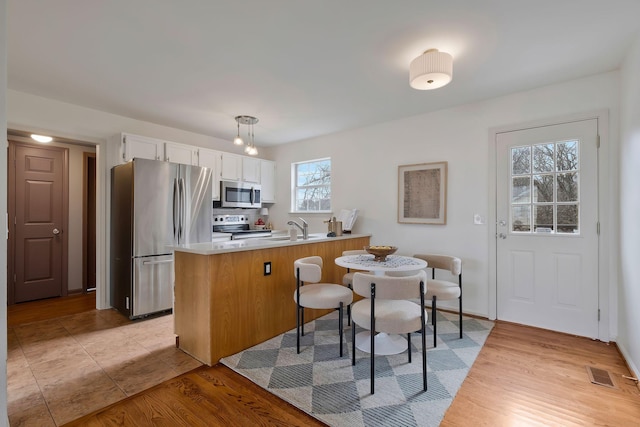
(213, 214, 272, 240)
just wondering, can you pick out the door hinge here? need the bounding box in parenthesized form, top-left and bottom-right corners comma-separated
(597, 222, 600, 235)
(596, 134, 600, 149)
(13, 274, 16, 283)
(598, 309, 601, 321)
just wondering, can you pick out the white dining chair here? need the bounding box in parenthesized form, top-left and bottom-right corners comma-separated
(341, 249, 368, 288)
(294, 256, 353, 357)
(340, 249, 368, 324)
(351, 270, 428, 394)
(413, 254, 462, 348)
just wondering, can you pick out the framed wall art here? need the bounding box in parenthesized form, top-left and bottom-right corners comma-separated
(398, 161, 447, 224)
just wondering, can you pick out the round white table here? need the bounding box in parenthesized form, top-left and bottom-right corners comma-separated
(335, 254, 427, 276)
(335, 254, 427, 355)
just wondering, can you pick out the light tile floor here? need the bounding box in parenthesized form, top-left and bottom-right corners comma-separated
(7, 309, 202, 426)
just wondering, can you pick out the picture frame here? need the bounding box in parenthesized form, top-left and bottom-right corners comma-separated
(398, 161, 447, 225)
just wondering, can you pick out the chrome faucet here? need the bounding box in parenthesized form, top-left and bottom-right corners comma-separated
(287, 217, 309, 240)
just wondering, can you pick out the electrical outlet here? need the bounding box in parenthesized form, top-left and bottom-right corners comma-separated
(264, 261, 271, 276)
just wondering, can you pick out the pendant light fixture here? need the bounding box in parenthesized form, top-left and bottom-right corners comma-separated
(233, 115, 259, 156)
(233, 120, 244, 146)
(409, 48, 453, 90)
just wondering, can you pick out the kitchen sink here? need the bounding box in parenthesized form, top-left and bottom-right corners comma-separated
(260, 234, 325, 241)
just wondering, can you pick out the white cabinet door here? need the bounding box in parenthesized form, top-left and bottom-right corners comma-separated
(221, 152, 242, 181)
(260, 159, 276, 203)
(242, 156, 261, 183)
(165, 142, 197, 165)
(122, 134, 163, 162)
(198, 148, 222, 200)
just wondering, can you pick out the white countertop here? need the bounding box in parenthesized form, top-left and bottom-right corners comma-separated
(171, 233, 371, 255)
(211, 232, 232, 240)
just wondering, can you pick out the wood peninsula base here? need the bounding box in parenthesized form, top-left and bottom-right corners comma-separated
(174, 235, 370, 365)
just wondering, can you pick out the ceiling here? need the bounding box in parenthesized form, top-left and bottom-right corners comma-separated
(7, 1, 640, 147)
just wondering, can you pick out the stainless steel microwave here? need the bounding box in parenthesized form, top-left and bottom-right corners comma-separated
(218, 180, 262, 208)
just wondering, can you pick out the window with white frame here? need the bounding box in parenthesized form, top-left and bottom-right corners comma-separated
(510, 140, 580, 234)
(291, 158, 331, 212)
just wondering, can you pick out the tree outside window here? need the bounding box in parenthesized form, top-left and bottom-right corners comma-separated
(292, 158, 331, 212)
(510, 140, 579, 234)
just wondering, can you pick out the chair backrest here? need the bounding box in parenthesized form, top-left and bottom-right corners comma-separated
(352, 271, 427, 300)
(413, 254, 461, 276)
(342, 249, 367, 256)
(294, 256, 323, 283)
(385, 269, 424, 277)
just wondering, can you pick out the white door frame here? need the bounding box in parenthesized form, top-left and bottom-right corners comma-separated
(488, 110, 611, 341)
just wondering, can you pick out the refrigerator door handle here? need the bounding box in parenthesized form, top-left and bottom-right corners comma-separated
(179, 177, 185, 242)
(173, 178, 179, 242)
(142, 259, 173, 265)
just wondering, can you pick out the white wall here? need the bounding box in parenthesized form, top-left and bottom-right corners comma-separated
(8, 91, 247, 154)
(618, 33, 640, 377)
(269, 72, 619, 321)
(1, 0, 9, 422)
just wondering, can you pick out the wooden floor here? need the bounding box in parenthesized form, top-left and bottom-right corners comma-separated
(442, 322, 640, 426)
(64, 364, 324, 427)
(10, 294, 640, 426)
(7, 292, 96, 328)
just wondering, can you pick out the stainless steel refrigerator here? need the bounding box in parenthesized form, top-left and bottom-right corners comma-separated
(110, 158, 212, 319)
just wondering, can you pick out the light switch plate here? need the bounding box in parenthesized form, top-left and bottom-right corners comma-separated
(473, 214, 485, 225)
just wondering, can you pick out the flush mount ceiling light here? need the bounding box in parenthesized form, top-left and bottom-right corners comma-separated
(233, 115, 259, 156)
(409, 48, 453, 90)
(31, 134, 53, 143)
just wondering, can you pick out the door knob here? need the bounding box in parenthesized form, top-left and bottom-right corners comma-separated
(52, 228, 60, 235)
(499, 220, 507, 227)
(498, 233, 507, 239)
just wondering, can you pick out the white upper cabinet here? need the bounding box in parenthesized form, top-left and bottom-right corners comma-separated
(260, 159, 276, 203)
(122, 133, 163, 162)
(221, 152, 242, 181)
(198, 148, 222, 201)
(116, 134, 274, 202)
(164, 142, 198, 165)
(242, 156, 261, 183)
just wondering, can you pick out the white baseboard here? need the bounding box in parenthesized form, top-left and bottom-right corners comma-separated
(425, 303, 488, 320)
(615, 341, 640, 389)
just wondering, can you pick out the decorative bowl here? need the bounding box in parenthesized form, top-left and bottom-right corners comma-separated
(254, 224, 266, 230)
(364, 245, 397, 262)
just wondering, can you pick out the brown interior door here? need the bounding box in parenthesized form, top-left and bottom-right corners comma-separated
(84, 152, 97, 291)
(9, 141, 68, 303)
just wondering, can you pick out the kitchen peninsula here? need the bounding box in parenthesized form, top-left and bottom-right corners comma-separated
(173, 233, 371, 365)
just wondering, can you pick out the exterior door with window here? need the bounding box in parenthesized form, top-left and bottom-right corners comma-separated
(496, 119, 599, 338)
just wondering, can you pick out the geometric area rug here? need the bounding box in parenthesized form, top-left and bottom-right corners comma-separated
(221, 310, 494, 427)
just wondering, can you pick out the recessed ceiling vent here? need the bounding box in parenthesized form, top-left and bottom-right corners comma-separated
(586, 366, 616, 388)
